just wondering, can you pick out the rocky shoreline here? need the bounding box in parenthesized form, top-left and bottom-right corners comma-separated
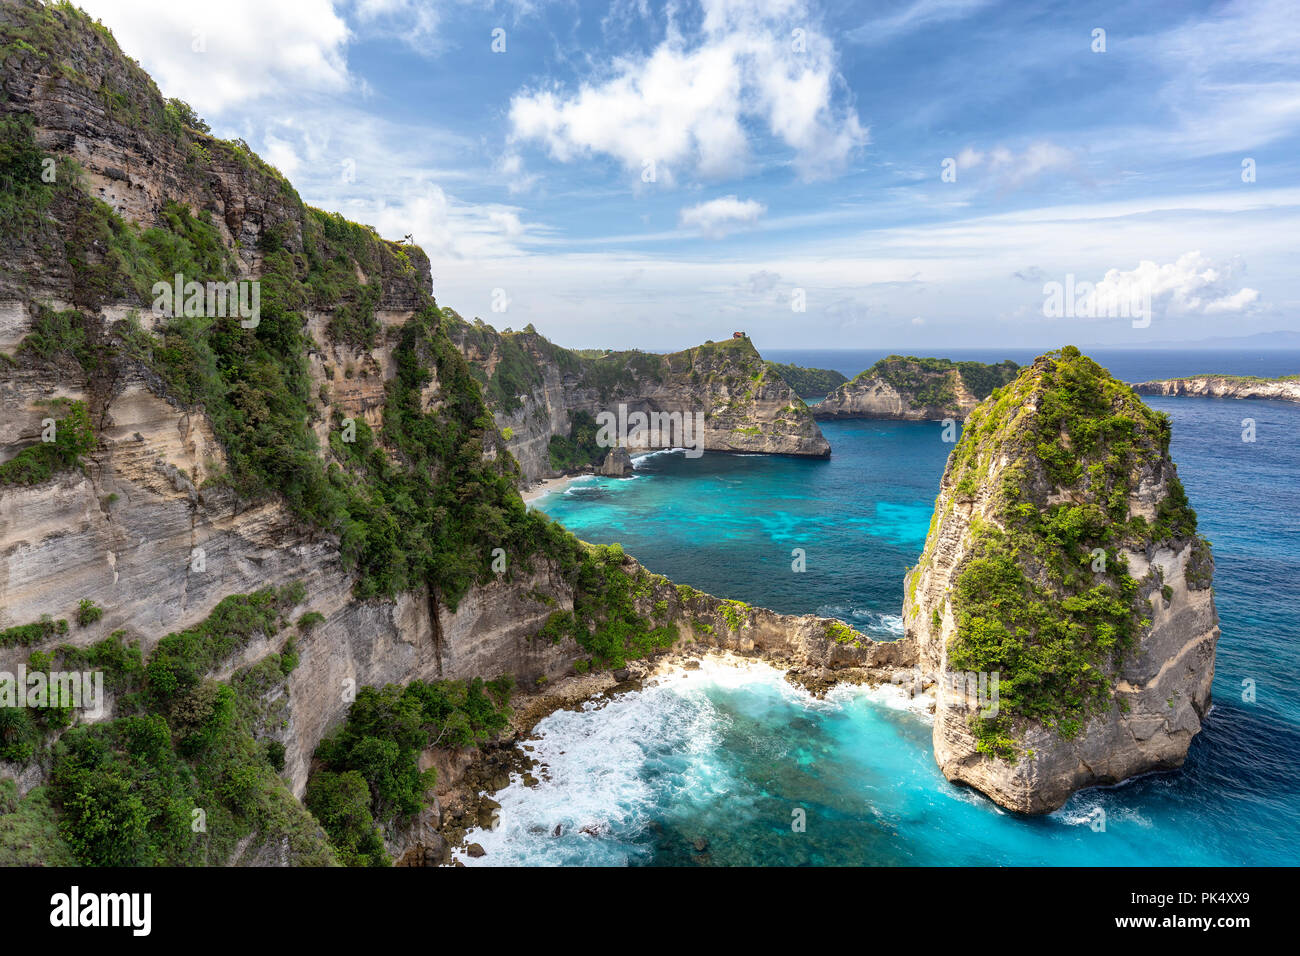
(395, 643, 926, 866)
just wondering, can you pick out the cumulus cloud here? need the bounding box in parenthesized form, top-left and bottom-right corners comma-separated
(356, 186, 536, 260)
(1090, 252, 1260, 318)
(679, 196, 766, 237)
(78, 0, 351, 115)
(508, 0, 866, 182)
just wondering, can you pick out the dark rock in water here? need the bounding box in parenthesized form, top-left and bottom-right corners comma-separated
(553, 823, 564, 837)
(478, 797, 502, 830)
(579, 824, 602, 837)
(421, 834, 451, 867)
(600, 447, 633, 476)
(466, 843, 486, 858)
(683, 659, 702, 670)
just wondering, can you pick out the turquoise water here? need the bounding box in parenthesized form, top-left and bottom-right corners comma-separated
(464, 391, 1300, 866)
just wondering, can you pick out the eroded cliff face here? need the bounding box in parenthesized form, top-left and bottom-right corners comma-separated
(815, 356, 1018, 422)
(0, 0, 583, 821)
(0, 1, 899, 865)
(904, 348, 1218, 813)
(447, 321, 830, 482)
(1133, 375, 1300, 404)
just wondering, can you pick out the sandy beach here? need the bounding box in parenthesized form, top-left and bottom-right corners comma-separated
(522, 473, 588, 505)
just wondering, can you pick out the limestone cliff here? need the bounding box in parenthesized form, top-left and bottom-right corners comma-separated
(0, 1, 890, 866)
(904, 347, 1218, 813)
(814, 355, 1018, 421)
(1134, 374, 1300, 404)
(446, 319, 830, 482)
(0, 0, 563, 828)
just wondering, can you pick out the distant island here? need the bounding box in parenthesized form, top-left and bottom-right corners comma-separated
(1134, 374, 1300, 404)
(814, 355, 1019, 421)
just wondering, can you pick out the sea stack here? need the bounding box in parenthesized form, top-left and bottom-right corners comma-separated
(904, 347, 1219, 813)
(600, 447, 633, 476)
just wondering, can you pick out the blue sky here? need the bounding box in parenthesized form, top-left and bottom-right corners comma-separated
(81, 0, 1300, 350)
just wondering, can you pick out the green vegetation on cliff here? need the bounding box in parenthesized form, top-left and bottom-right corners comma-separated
(854, 355, 1019, 409)
(447, 317, 809, 412)
(0, 398, 94, 486)
(3, 97, 568, 608)
(0, 1, 715, 868)
(0, 587, 337, 866)
(308, 677, 513, 866)
(548, 409, 605, 470)
(934, 347, 1204, 759)
(535, 543, 679, 670)
(765, 361, 847, 398)
(450, 316, 584, 412)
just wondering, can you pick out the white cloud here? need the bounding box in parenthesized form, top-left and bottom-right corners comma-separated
(262, 136, 304, 180)
(497, 151, 539, 194)
(350, 0, 446, 53)
(956, 141, 1082, 190)
(356, 186, 537, 260)
(1148, 0, 1300, 155)
(78, 0, 351, 115)
(1090, 252, 1260, 318)
(678, 196, 766, 237)
(508, 0, 866, 182)
(847, 0, 994, 46)
(747, 269, 781, 294)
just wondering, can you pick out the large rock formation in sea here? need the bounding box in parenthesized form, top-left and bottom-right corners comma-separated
(814, 355, 1018, 421)
(904, 347, 1219, 813)
(1134, 374, 1300, 404)
(447, 320, 830, 482)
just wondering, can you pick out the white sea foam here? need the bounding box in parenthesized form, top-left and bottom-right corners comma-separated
(815, 605, 906, 638)
(451, 656, 933, 865)
(631, 447, 688, 468)
(454, 668, 730, 866)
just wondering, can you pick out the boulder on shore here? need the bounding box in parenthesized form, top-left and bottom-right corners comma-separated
(600, 447, 633, 476)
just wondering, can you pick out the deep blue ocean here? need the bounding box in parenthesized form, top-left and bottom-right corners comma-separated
(459, 349, 1300, 866)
